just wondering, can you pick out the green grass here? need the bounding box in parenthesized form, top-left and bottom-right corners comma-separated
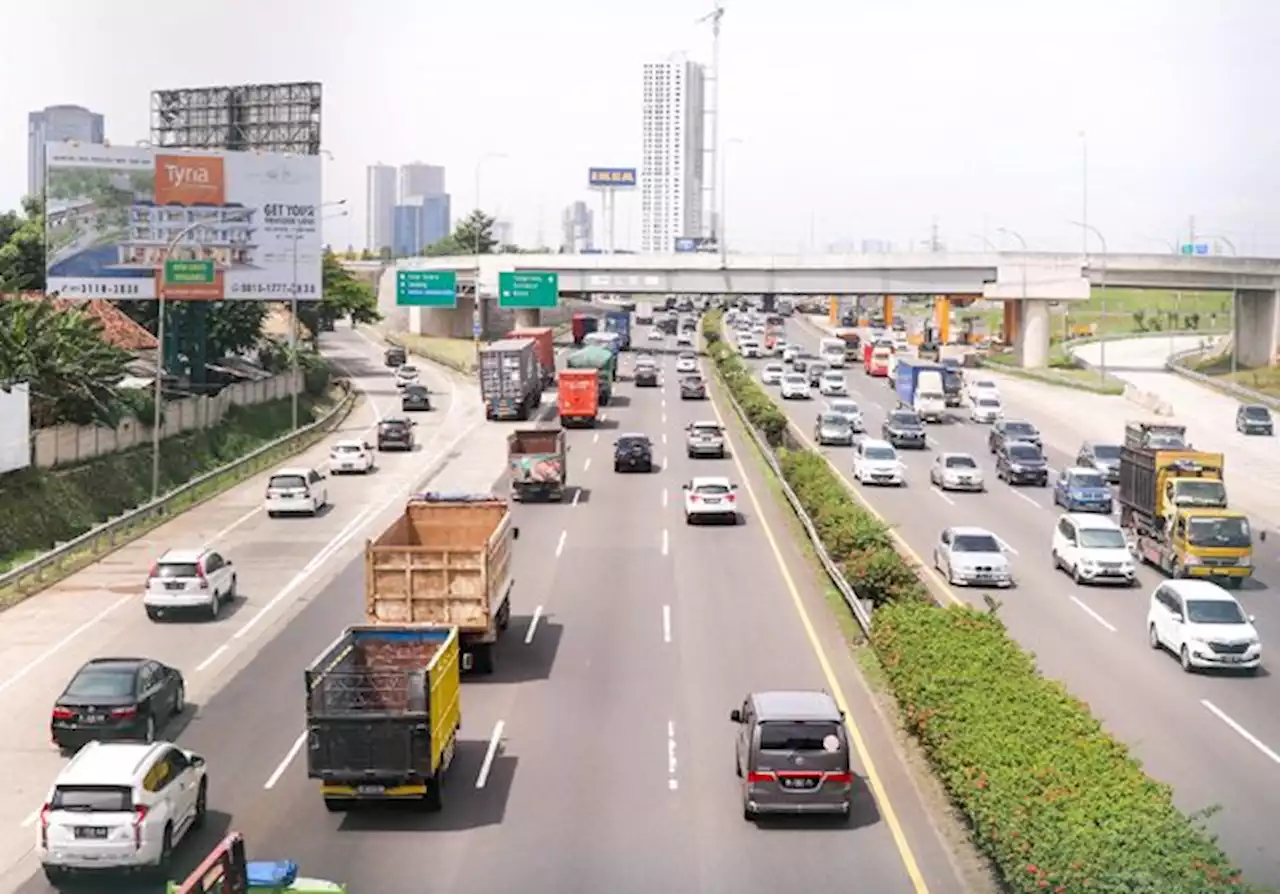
(386, 333, 478, 374)
(983, 343, 1127, 395)
(972, 287, 1231, 339)
(1187, 354, 1280, 399)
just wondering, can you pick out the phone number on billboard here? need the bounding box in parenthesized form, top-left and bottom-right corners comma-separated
(57, 282, 145, 297)
(228, 283, 319, 297)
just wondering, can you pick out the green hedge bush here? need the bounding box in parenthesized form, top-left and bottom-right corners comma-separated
(701, 313, 788, 445)
(873, 601, 1260, 894)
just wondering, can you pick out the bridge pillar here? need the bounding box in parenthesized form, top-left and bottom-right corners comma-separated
(882, 296, 895, 327)
(1013, 299, 1051, 368)
(934, 296, 951, 344)
(514, 309, 541, 329)
(828, 297, 839, 326)
(1003, 301, 1020, 345)
(1234, 289, 1280, 368)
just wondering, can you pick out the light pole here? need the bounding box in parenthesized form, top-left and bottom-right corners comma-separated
(1197, 234, 1238, 374)
(719, 138, 743, 268)
(1070, 220, 1108, 379)
(997, 228, 1029, 349)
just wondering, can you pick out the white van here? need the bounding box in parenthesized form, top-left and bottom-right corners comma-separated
(819, 337, 846, 368)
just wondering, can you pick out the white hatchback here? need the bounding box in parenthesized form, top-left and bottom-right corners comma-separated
(394, 365, 420, 389)
(818, 371, 847, 396)
(676, 353, 699, 374)
(1051, 513, 1136, 586)
(780, 373, 810, 400)
(970, 396, 1003, 423)
(264, 466, 328, 517)
(761, 363, 785, 386)
(1147, 579, 1261, 673)
(683, 476, 740, 525)
(144, 548, 236, 621)
(329, 439, 375, 474)
(853, 439, 905, 486)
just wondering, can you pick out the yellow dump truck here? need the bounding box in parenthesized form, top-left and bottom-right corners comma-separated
(1118, 422, 1255, 587)
(365, 493, 517, 674)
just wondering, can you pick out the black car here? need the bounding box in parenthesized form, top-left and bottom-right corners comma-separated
(385, 346, 406, 367)
(1076, 441, 1122, 482)
(1237, 404, 1274, 436)
(988, 419, 1042, 453)
(792, 356, 811, 374)
(806, 362, 829, 387)
(51, 658, 185, 751)
(614, 433, 655, 472)
(376, 417, 416, 451)
(882, 410, 928, 448)
(680, 375, 707, 400)
(635, 364, 660, 387)
(996, 441, 1049, 486)
(401, 384, 432, 411)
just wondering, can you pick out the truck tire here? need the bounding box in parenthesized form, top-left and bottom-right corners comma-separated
(323, 798, 351, 813)
(423, 779, 443, 812)
(472, 644, 496, 675)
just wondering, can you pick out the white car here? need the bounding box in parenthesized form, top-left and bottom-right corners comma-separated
(773, 339, 789, 357)
(828, 398, 864, 432)
(394, 365, 420, 389)
(1051, 513, 1136, 586)
(676, 330, 694, 346)
(264, 466, 328, 518)
(852, 438, 905, 486)
(676, 353, 699, 374)
(648, 326, 664, 341)
(933, 526, 1013, 587)
(780, 373, 811, 400)
(818, 371, 847, 396)
(683, 476, 740, 525)
(967, 378, 999, 404)
(761, 363, 785, 386)
(1147, 579, 1261, 673)
(738, 338, 761, 359)
(329, 439, 375, 474)
(144, 547, 236, 621)
(37, 741, 208, 882)
(930, 453, 984, 492)
(782, 345, 801, 363)
(970, 396, 1003, 423)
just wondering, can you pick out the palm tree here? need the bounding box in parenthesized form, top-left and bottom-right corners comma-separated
(0, 299, 133, 428)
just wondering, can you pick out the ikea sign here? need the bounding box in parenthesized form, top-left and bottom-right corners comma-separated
(588, 167, 637, 188)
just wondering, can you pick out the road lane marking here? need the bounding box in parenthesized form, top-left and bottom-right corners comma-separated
(524, 605, 543, 644)
(196, 644, 230, 673)
(661, 528, 669, 556)
(661, 398, 667, 408)
(1069, 596, 1116, 632)
(1202, 700, 1280, 764)
(662, 488, 668, 508)
(0, 593, 134, 698)
(662, 432, 668, 443)
(209, 505, 266, 546)
(264, 731, 308, 789)
(663, 604, 672, 643)
(20, 810, 38, 828)
(667, 720, 679, 791)
(929, 486, 954, 506)
(475, 720, 505, 788)
(583, 457, 592, 472)
(571, 488, 581, 507)
(555, 530, 568, 558)
(661, 413, 667, 425)
(593, 433, 600, 444)
(1012, 489, 1043, 509)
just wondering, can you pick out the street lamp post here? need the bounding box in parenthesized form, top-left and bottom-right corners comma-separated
(996, 228, 1028, 348)
(1070, 220, 1108, 379)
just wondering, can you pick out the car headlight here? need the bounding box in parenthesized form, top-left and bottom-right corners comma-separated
(1010, 464, 1024, 472)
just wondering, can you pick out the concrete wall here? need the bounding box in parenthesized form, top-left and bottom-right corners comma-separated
(1233, 289, 1280, 368)
(32, 371, 302, 469)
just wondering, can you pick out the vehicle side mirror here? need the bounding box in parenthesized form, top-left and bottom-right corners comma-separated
(1249, 615, 1256, 623)
(190, 754, 206, 767)
(512, 527, 520, 540)
(682, 484, 690, 490)
(224, 559, 234, 567)
(730, 484, 738, 489)
(729, 709, 743, 723)
(1171, 615, 1183, 624)
(1261, 530, 1268, 543)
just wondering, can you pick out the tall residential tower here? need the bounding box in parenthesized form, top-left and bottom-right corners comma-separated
(28, 105, 105, 197)
(365, 164, 397, 254)
(640, 57, 706, 253)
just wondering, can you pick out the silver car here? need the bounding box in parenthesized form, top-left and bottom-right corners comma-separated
(733, 690, 854, 821)
(828, 399, 864, 432)
(814, 412, 855, 446)
(932, 526, 1012, 587)
(686, 421, 727, 458)
(930, 453, 985, 492)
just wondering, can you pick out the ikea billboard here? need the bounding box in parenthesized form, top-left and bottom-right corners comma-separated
(588, 167, 637, 188)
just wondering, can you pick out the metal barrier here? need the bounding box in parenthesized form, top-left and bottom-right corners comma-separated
(0, 382, 356, 601)
(1166, 343, 1280, 411)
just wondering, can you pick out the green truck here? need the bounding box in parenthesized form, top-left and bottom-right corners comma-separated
(565, 345, 615, 404)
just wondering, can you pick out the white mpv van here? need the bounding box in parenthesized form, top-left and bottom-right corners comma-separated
(1050, 513, 1136, 586)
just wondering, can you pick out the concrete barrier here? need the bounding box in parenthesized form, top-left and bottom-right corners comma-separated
(1122, 383, 1174, 416)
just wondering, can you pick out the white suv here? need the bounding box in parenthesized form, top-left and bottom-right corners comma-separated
(328, 439, 374, 474)
(264, 466, 328, 518)
(144, 548, 236, 621)
(1050, 514, 1136, 586)
(1147, 580, 1261, 673)
(38, 741, 208, 883)
(683, 476, 740, 525)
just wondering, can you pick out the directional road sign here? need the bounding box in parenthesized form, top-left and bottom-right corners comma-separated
(164, 259, 215, 285)
(397, 270, 458, 307)
(1180, 243, 1210, 256)
(498, 271, 559, 309)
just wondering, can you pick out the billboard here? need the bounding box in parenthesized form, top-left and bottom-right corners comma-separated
(588, 167, 637, 188)
(0, 384, 31, 475)
(675, 236, 708, 253)
(44, 143, 323, 301)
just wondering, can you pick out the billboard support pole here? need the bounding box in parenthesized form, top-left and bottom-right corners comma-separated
(607, 190, 617, 254)
(290, 237, 300, 431)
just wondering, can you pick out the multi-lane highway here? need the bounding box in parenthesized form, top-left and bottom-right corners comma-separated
(742, 314, 1280, 883)
(1, 328, 975, 893)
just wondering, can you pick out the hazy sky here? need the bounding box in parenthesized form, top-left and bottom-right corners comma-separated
(4, 0, 1278, 255)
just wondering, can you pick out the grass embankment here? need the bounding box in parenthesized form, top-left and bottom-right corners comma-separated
(982, 343, 1127, 395)
(0, 394, 334, 574)
(974, 288, 1231, 339)
(385, 332, 478, 375)
(1186, 354, 1280, 400)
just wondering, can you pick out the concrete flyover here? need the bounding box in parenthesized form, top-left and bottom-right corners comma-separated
(346, 251, 1280, 370)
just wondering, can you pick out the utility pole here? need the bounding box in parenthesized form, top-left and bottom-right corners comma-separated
(928, 217, 942, 253)
(697, 0, 724, 246)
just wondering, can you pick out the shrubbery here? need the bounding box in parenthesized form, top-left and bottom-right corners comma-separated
(701, 308, 1267, 894)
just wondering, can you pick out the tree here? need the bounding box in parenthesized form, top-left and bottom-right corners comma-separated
(293, 251, 381, 345)
(422, 210, 497, 257)
(115, 300, 267, 363)
(359, 248, 375, 261)
(0, 298, 133, 428)
(0, 196, 47, 293)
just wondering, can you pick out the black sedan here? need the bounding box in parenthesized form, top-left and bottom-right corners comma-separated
(996, 441, 1049, 486)
(680, 375, 707, 400)
(635, 364, 660, 387)
(377, 417, 416, 450)
(988, 419, 1042, 453)
(614, 433, 656, 472)
(1076, 441, 1121, 482)
(882, 410, 928, 449)
(401, 384, 432, 411)
(51, 658, 185, 751)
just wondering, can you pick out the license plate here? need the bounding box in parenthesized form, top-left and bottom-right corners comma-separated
(782, 777, 817, 789)
(74, 826, 108, 839)
(1218, 655, 1245, 663)
(83, 713, 104, 723)
(702, 498, 721, 505)
(357, 784, 385, 795)
(164, 581, 185, 590)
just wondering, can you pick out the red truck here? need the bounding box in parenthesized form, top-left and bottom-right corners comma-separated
(558, 369, 600, 426)
(508, 326, 555, 388)
(571, 313, 598, 346)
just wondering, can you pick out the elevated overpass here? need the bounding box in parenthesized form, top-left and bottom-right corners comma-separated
(343, 252, 1280, 368)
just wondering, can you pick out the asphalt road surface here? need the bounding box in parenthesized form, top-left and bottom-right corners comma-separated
(743, 315, 1280, 883)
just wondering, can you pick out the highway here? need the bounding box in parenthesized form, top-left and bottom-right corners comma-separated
(2, 331, 970, 893)
(744, 314, 1280, 882)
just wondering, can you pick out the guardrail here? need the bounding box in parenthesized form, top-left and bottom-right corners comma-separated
(0, 381, 357, 604)
(1165, 342, 1280, 411)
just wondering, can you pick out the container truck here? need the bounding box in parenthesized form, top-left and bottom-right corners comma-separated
(508, 428, 568, 501)
(167, 833, 346, 893)
(507, 326, 556, 389)
(305, 625, 461, 812)
(571, 312, 598, 345)
(894, 358, 947, 421)
(1118, 422, 1256, 587)
(603, 310, 632, 349)
(565, 345, 615, 403)
(557, 368, 601, 426)
(365, 493, 517, 673)
(479, 337, 541, 420)
(940, 359, 963, 407)
(834, 327, 861, 361)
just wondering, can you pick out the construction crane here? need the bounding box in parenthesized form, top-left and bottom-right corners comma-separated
(696, 0, 724, 247)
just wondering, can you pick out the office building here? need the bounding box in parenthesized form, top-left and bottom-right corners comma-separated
(640, 56, 706, 253)
(28, 104, 105, 197)
(560, 201, 594, 253)
(492, 219, 515, 249)
(365, 164, 397, 254)
(392, 195, 451, 258)
(400, 163, 446, 202)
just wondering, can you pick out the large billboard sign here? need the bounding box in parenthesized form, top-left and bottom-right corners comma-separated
(44, 143, 323, 301)
(588, 167, 637, 188)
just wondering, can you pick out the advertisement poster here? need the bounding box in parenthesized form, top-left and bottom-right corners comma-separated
(0, 384, 31, 475)
(44, 143, 322, 301)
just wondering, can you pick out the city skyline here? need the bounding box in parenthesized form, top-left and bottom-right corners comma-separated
(26, 104, 105, 199)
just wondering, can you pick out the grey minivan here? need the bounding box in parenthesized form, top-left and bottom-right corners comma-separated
(731, 690, 854, 820)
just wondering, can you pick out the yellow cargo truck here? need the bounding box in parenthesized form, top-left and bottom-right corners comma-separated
(1118, 423, 1257, 587)
(365, 493, 517, 674)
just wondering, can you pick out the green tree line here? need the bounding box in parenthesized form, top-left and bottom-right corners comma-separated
(330, 209, 552, 261)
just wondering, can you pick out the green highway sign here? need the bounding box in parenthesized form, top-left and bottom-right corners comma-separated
(498, 271, 559, 309)
(397, 270, 458, 307)
(164, 259, 215, 285)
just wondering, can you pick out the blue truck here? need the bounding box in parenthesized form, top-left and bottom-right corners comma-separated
(894, 358, 948, 422)
(603, 310, 632, 350)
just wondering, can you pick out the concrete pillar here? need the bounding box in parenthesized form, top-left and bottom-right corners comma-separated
(828, 297, 839, 325)
(934, 296, 951, 345)
(1014, 299, 1051, 368)
(1234, 289, 1280, 368)
(883, 296, 895, 326)
(1003, 301, 1021, 346)
(514, 309, 541, 329)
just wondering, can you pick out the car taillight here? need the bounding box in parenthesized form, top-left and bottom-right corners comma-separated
(39, 804, 50, 848)
(133, 805, 147, 849)
(51, 706, 74, 720)
(826, 771, 854, 784)
(725, 493, 736, 503)
(110, 705, 137, 719)
(147, 563, 158, 580)
(688, 495, 700, 503)
(746, 771, 774, 784)
(195, 564, 209, 589)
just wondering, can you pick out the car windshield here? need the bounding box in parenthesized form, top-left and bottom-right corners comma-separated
(332, 444, 362, 454)
(953, 533, 1001, 552)
(399, 366, 418, 375)
(1092, 444, 1121, 460)
(405, 386, 428, 397)
(154, 562, 199, 578)
(866, 447, 897, 461)
(1006, 422, 1037, 437)
(1186, 517, 1251, 548)
(694, 483, 732, 495)
(822, 372, 842, 381)
(944, 456, 977, 469)
(784, 374, 806, 384)
(682, 376, 704, 386)
(977, 398, 1000, 408)
(975, 381, 995, 390)
(51, 786, 133, 812)
(1078, 528, 1127, 549)
(820, 414, 850, 427)
(268, 474, 307, 489)
(831, 401, 857, 414)
(691, 424, 721, 435)
(1244, 406, 1271, 420)
(1185, 599, 1248, 625)
(759, 720, 842, 751)
(890, 413, 920, 426)
(380, 421, 408, 432)
(765, 364, 783, 372)
(1009, 445, 1042, 461)
(1068, 472, 1107, 488)
(618, 437, 650, 449)
(66, 669, 135, 698)
(679, 353, 695, 361)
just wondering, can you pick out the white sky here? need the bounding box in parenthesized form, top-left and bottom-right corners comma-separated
(3, 0, 1278, 255)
